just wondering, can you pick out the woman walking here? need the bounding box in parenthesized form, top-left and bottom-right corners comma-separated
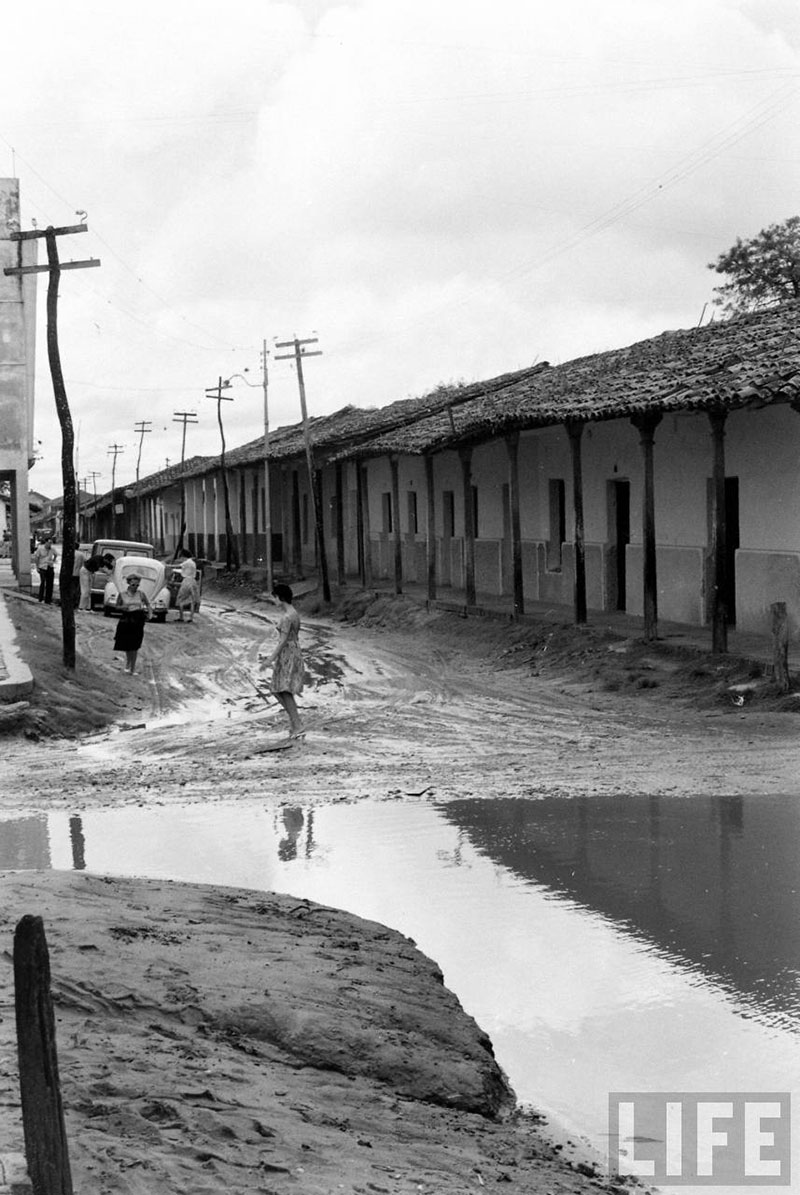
(259, 584, 305, 738)
(113, 573, 151, 675)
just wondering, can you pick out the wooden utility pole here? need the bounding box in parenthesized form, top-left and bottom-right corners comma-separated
(107, 443, 125, 539)
(205, 378, 239, 570)
(171, 410, 197, 557)
(4, 223, 100, 669)
(274, 336, 330, 602)
(133, 420, 152, 541)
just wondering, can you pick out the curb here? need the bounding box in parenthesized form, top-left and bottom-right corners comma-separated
(0, 595, 34, 700)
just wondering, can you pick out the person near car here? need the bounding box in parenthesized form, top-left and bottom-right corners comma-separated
(33, 538, 58, 604)
(113, 573, 151, 675)
(175, 549, 200, 623)
(79, 552, 115, 611)
(71, 546, 86, 608)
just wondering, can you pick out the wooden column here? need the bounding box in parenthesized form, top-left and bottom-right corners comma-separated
(390, 456, 403, 595)
(356, 461, 365, 584)
(566, 420, 587, 624)
(708, 409, 728, 654)
(459, 446, 476, 606)
(335, 460, 345, 586)
(631, 412, 662, 642)
(291, 469, 302, 574)
(425, 453, 437, 602)
(505, 432, 524, 618)
(14, 915, 73, 1195)
(360, 464, 373, 586)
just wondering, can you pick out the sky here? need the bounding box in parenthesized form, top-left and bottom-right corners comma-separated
(3, 0, 799, 499)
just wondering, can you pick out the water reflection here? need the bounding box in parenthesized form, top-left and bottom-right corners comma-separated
(0, 814, 50, 869)
(436, 794, 800, 1031)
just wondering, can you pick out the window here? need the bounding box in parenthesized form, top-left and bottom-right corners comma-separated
(547, 479, 566, 570)
(381, 491, 393, 533)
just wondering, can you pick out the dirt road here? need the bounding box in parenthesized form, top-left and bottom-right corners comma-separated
(2, 584, 798, 811)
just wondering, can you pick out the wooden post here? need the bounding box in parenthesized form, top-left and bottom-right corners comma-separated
(390, 456, 403, 595)
(505, 432, 524, 618)
(360, 465, 373, 586)
(631, 412, 662, 642)
(356, 461, 366, 585)
(425, 453, 437, 603)
(771, 601, 790, 692)
(459, 447, 476, 606)
(566, 420, 587, 624)
(14, 915, 73, 1195)
(708, 410, 728, 654)
(335, 461, 345, 586)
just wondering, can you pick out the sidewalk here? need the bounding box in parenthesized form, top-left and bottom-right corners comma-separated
(361, 576, 800, 675)
(0, 562, 34, 700)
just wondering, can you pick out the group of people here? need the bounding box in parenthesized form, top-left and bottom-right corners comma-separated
(32, 537, 306, 734)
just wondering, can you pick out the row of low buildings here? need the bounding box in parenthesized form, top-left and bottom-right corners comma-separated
(3, 177, 800, 647)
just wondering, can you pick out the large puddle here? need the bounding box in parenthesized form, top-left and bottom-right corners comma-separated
(2, 792, 798, 1191)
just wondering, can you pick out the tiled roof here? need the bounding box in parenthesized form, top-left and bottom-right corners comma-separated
(335, 301, 800, 457)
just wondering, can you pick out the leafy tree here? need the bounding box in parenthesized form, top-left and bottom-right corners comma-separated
(708, 215, 800, 314)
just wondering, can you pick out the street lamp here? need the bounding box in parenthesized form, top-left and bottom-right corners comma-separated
(224, 342, 272, 591)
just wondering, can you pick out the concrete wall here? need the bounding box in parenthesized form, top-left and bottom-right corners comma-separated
(0, 179, 36, 585)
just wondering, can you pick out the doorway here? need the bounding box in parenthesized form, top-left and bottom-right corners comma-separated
(607, 479, 630, 611)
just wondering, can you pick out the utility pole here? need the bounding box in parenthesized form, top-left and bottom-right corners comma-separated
(4, 221, 100, 669)
(204, 377, 239, 571)
(274, 336, 329, 602)
(88, 471, 102, 542)
(107, 443, 125, 539)
(133, 420, 152, 541)
(172, 410, 198, 558)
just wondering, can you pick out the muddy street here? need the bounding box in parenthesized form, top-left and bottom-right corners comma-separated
(2, 587, 799, 810)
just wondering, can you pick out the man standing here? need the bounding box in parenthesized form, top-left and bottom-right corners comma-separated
(78, 551, 115, 611)
(33, 537, 57, 604)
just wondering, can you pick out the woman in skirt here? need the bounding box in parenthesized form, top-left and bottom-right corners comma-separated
(259, 583, 305, 738)
(114, 573, 151, 675)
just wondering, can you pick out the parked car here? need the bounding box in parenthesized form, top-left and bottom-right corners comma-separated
(88, 539, 155, 609)
(103, 556, 171, 622)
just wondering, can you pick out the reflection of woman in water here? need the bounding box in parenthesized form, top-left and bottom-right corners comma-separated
(259, 584, 305, 738)
(114, 573, 151, 675)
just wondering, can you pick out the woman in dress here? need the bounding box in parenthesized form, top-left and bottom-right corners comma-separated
(259, 583, 305, 738)
(114, 573, 151, 675)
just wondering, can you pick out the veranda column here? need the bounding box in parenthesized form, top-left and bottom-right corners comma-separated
(505, 431, 524, 618)
(425, 452, 437, 602)
(566, 420, 587, 624)
(631, 412, 662, 642)
(335, 461, 345, 586)
(360, 463, 373, 586)
(459, 446, 476, 606)
(390, 455, 403, 594)
(708, 409, 728, 654)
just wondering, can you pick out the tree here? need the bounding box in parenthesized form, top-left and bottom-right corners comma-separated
(708, 216, 800, 315)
